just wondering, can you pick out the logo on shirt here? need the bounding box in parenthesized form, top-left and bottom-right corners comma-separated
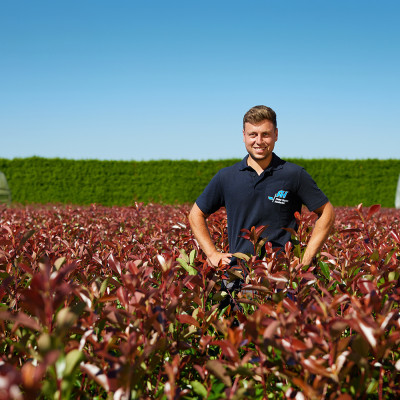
(268, 190, 289, 204)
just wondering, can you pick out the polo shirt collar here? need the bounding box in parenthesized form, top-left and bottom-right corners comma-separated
(238, 152, 284, 172)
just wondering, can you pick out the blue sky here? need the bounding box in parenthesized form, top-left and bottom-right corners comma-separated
(1, 0, 399, 161)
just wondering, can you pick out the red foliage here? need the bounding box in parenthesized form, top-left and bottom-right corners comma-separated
(0, 203, 399, 399)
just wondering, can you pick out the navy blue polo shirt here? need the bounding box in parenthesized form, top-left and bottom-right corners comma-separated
(195, 153, 329, 257)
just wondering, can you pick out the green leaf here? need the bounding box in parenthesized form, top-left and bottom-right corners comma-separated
(100, 278, 109, 297)
(189, 249, 196, 265)
(370, 250, 380, 262)
(178, 249, 189, 263)
(177, 257, 197, 275)
(319, 261, 331, 280)
(366, 379, 379, 394)
(206, 308, 218, 323)
(56, 307, 78, 331)
(389, 271, 399, 281)
(191, 380, 208, 397)
(232, 252, 250, 262)
(54, 257, 66, 270)
(232, 365, 254, 377)
(208, 380, 227, 399)
(56, 354, 66, 379)
(37, 333, 52, 353)
(64, 349, 84, 376)
(385, 248, 396, 264)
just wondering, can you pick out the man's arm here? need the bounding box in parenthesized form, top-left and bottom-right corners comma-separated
(188, 203, 232, 268)
(302, 201, 335, 266)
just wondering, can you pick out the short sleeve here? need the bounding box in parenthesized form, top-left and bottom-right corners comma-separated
(195, 171, 225, 215)
(296, 168, 329, 211)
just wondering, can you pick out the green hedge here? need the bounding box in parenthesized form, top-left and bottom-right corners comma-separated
(0, 157, 399, 207)
(290, 158, 400, 208)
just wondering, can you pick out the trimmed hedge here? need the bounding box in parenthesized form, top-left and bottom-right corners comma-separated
(0, 157, 399, 207)
(289, 158, 400, 208)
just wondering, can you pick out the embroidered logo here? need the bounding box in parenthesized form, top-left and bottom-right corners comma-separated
(268, 190, 289, 204)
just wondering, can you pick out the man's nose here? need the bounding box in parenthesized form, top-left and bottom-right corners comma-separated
(256, 134, 263, 144)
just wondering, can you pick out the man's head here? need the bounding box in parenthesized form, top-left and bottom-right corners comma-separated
(242, 105, 278, 170)
(243, 105, 277, 130)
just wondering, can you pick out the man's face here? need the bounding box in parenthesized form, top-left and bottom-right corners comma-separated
(243, 119, 278, 164)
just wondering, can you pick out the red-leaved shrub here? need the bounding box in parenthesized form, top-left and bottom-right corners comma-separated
(0, 203, 399, 399)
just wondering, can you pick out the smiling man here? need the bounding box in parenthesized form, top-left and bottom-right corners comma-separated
(189, 105, 335, 269)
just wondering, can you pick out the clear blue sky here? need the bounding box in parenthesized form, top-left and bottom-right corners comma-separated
(1, 0, 399, 161)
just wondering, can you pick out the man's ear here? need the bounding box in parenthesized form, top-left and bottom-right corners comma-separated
(242, 129, 246, 142)
(275, 128, 278, 142)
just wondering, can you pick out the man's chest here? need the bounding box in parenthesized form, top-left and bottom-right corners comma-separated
(222, 171, 300, 213)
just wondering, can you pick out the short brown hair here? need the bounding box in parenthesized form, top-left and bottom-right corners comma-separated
(243, 105, 277, 129)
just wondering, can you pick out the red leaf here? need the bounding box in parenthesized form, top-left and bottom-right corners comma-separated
(390, 230, 400, 244)
(290, 377, 318, 399)
(184, 279, 195, 290)
(298, 272, 317, 283)
(0, 310, 42, 332)
(107, 253, 121, 276)
(263, 320, 280, 340)
(176, 314, 200, 328)
(80, 363, 112, 392)
(357, 279, 376, 295)
(339, 228, 362, 233)
(126, 260, 141, 274)
(211, 340, 238, 361)
(282, 227, 298, 237)
(283, 297, 298, 313)
(282, 337, 309, 352)
(367, 204, 381, 220)
(16, 229, 35, 251)
(206, 360, 232, 387)
(194, 364, 206, 380)
(1, 225, 13, 236)
(301, 357, 332, 378)
(0, 276, 12, 302)
(116, 287, 129, 309)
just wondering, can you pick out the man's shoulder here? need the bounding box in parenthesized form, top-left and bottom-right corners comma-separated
(281, 159, 304, 172)
(272, 154, 304, 174)
(217, 158, 246, 176)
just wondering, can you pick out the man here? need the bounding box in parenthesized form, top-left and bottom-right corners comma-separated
(189, 105, 335, 269)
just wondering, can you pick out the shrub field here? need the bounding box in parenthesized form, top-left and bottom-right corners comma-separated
(0, 203, 400, 399)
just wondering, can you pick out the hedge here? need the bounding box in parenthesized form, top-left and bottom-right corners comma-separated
(0, 157, 399, 207)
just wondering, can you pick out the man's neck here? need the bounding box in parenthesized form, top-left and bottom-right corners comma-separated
(247, 154, 273, 175)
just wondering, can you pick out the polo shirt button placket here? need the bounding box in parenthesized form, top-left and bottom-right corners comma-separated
(250, 171, 257, 189)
